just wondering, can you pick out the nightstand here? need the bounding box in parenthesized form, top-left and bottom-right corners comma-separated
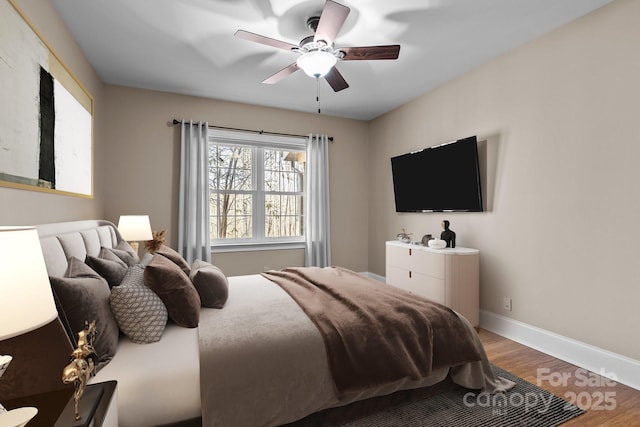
(3, 381, 117, 427)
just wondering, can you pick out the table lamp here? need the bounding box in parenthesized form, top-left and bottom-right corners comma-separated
(117, 215, 153, 252)
(0, 227, 59, 427)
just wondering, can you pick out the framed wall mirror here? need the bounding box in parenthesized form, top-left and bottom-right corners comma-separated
(0, 0, 94, 198)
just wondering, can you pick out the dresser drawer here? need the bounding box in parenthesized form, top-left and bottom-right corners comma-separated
(404, 272, 445, 304)
(387, 245, 445, 279)
(411, 249, 444, 278)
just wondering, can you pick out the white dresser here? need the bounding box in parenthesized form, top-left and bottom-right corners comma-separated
(385, 241, 479, 328)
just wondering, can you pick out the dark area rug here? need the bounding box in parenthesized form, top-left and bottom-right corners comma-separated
(284, 365, 585, 427)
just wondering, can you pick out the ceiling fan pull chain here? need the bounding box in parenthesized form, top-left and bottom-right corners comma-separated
(316, 77, 321, 114)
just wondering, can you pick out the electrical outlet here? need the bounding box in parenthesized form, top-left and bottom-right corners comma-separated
(503, 297, 512, 311)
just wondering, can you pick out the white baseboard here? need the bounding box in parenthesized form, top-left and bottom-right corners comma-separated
(480, 309, 640, 391)
(362, 271, 385, 282)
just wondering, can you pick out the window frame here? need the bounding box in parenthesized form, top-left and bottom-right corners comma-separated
(208, 129, 307, 253)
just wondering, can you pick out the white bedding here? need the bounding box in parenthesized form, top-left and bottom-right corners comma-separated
(90, 322, 201, 427)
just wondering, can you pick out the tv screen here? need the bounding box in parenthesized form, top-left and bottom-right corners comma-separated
(390, 136, 483, 212)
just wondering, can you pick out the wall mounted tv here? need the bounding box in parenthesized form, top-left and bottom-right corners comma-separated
(390, 136, 483, 212)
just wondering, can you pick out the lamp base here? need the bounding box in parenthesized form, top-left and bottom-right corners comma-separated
(0, 355, 12, 379)
(128, 241, 139, 253)
(0, 407, 37, 427)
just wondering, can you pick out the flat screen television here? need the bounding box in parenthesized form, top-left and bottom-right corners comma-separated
(390, 136, 483, 212)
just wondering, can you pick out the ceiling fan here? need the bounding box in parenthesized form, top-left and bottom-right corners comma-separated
(235, 0, 401, 92)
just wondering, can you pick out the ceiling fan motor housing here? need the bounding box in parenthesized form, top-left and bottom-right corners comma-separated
(297, 35, 338, 56)
(306, 16, 320, 33)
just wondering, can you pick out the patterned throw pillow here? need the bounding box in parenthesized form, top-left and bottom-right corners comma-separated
(110, 265, 168, 343)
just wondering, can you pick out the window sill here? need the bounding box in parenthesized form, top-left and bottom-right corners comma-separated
(211, 241, 305, 253)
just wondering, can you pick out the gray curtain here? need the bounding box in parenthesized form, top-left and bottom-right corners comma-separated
(178, 120, 211, 264)
(304, 134, 331, 267)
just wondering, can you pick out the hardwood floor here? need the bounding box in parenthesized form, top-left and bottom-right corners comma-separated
(478, 329, 640, 426)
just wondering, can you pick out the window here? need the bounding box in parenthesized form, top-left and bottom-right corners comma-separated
(208, 129, 306, 249)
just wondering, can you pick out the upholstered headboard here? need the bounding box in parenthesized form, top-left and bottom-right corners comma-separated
(36, 220, 123, 277)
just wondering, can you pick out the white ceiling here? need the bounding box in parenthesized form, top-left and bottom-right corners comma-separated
(51, 0, 611, 120)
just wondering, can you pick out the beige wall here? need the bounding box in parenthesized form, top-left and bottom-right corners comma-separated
(369, 0, 640, 360)
(102, 86, 370, 275)
(0, 0, 105, 225)
(5, 0, 638, 362)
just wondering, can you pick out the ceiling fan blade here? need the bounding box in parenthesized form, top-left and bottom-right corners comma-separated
(263, 63, 300, 84)
(314, 0, 350, 46)
(324, 67, 349, 92)
(235, 30, 298, 52)
(340, 45, 401, 60)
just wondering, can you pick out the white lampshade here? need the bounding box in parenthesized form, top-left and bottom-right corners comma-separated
(0, 227, 58, 341)
(296, 50, 337, 78)
(117, 215, 153, 241)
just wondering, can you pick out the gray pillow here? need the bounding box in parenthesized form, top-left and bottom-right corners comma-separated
(86, 248, 128, 287)
(49, 257, 119, 372)
(106, 241, 140, 267)
(110, 265, 168, 343)
(144, 254, 200, 328)
(189, 259, 229, 308)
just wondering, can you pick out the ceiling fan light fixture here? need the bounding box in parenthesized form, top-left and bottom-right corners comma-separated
(296, 50, 337, 78)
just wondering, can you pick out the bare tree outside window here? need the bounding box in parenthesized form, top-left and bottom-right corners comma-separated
(210, 144, 252, 239)
(209, 140, 305, 244)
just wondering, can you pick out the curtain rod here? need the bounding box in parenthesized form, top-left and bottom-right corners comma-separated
(171, 119, 333, 142)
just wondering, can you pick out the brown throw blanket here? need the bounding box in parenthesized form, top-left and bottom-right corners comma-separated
(261, 266, 481, 398)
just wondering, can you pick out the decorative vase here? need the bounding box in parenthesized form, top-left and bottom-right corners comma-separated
(428, 238, 447, 249)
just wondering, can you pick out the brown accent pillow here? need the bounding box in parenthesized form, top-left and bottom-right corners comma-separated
(156, 244, 191, 275)
(144, 254, 200, 328)
(86, 248, 128, 287)
(189, 260, 229, 309)
(49, 257, 119, 372)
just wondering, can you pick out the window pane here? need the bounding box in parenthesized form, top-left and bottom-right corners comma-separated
(210, 144, 253, 191)
(210, 192, 252, 239)
(264, 148, 304, 192)
(265, 194, 303, 238)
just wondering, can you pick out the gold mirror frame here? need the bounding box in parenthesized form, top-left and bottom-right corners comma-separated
(0, 0, 94, 198)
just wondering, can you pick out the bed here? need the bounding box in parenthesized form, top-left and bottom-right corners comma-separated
(35, 220, 513, 427)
